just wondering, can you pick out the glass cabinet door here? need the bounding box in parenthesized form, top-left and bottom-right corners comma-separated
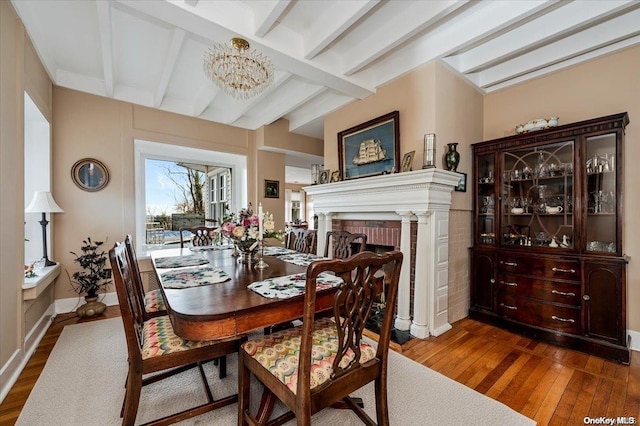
(584, 133, 618, 254)
(476, 153, 496, 245)
(501, 141, 574, 249)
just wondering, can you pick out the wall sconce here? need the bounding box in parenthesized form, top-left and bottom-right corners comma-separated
(311, 164, 321, 185)
(423, 133, 436, 169)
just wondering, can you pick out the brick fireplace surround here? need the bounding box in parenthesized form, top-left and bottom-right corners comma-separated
(304, 169, 460, 338)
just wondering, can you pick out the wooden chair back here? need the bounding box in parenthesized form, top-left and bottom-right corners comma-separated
(180, 226, 218, 248)
(124, 235, 146, 316)
(324, 230, 368, 259)
(239, 250, 403, 425)
(110, 243, 146, 360)
(286, 228, 317, 254)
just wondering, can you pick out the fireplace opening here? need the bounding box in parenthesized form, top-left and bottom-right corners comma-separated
(364, 243, 412, 345)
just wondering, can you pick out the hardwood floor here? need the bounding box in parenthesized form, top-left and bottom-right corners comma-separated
(1, 307, 638, 425)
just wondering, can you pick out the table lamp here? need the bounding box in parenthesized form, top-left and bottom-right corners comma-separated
(25, 191, 64, 266)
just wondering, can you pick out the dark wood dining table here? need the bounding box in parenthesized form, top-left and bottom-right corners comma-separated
(151, 247, 336, 341)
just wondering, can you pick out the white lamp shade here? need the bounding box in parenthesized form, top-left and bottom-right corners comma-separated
(25, 191, 64, 213)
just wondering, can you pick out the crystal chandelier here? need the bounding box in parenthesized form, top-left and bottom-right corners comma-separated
(203, 37, 274, 100)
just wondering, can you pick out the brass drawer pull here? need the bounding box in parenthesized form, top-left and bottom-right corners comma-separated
(501, 261, 518, 267)
(551, 315, 575, 323)
(552, 267, 576, 274)
(499, 303, 517, 310)
(501, 281, 518, 287)
(551, 289, 576, 297)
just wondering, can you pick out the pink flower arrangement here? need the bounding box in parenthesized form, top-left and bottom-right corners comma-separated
(220, 204, 282, 250)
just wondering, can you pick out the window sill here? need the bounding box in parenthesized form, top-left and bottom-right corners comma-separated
(23, 263, 60, 301)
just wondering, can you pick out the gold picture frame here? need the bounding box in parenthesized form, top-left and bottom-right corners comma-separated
(330, 170, 340, 182)
(400, 151, 415, 172)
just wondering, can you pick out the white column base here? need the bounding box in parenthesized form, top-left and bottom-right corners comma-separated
(410, 323, 430, 339)
(395, 317, 412, 331)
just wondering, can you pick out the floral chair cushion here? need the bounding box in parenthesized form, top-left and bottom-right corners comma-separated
(142, 316, 214, 359)
(241, 317, 376, 394)
(144, 289, 166, 313)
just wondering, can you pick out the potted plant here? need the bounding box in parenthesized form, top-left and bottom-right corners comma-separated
(70, 237, 111, 317)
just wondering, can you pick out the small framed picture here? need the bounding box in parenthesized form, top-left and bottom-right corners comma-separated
(330, 170, 340, 183)
(455, 172, 467, 192)
(400, 151, 415, 172)
(264, 179, 279, 198)
(318, 170, 330, 184)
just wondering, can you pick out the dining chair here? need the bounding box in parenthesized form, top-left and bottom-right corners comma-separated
(109, 243, 240, 425)
(179, 226, 218, 248)
(287, 228, 317, 254)
(324, 230, 368, 259)
(238, 250, 403, 426)
(124, 235, 166, 320)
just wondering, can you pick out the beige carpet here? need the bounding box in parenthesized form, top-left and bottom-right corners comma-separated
(17, 318, 535, 425)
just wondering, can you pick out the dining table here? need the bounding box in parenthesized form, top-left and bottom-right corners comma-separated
(150, 246, 336, 341)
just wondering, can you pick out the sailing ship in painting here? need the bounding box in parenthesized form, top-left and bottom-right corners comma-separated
(352, 139, 387, 165)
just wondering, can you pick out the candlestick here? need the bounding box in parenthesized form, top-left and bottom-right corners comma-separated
(255, 239, 269, 269)
(258, 203, 264, 241)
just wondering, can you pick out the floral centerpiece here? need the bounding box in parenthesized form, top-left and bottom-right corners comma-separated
(221, 204, 282, 261)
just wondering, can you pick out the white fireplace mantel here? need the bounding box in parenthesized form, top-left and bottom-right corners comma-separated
(304, 168, 460, 339)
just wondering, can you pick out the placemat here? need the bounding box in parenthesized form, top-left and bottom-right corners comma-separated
(262, 246, 298, 256)
(277, 252, 328, 266)
(160, 266, 230, 289)
(248, 272, 343, 299)
(154, 254, 209, 269)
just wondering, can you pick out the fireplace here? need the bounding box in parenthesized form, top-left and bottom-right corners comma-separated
(304, 169, 460, 338)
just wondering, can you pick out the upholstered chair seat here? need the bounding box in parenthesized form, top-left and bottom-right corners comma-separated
(242, 317, 376, 393)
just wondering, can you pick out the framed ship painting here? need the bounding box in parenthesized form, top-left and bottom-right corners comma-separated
(338, 111, 400, 181)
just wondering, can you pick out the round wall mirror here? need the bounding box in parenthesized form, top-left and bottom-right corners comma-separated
(71, 158, 109, 192)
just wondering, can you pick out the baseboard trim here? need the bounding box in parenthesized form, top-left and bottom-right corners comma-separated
(55, 292, 119, 315)
(628, 329, 639, 352)
(0, 304, 54, 404)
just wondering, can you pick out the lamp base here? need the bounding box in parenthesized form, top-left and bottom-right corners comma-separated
(44, 258, 57, 267)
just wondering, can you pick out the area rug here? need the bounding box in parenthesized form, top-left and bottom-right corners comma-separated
(17, 318, 535, 425)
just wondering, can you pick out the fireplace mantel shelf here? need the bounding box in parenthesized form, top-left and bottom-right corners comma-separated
(304, 168, 461, 216)
(305, 168, 460, 339)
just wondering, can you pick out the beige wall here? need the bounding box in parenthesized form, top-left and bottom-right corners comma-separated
(324, 62, 483, 323)
(484, 44, 640, 332)
(0, 0, 53, 380)
(51, 87, 262, 301)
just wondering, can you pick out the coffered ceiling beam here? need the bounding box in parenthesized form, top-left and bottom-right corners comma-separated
(154, 28, 186, 107)
(286, 92, 353, 133)
(117, 0, 374, 99)
(365, 0, 560, 88)
(254, 0, 291, 38)
(484, 35, 640, 92)
(477, 8, 640, 89)
(225, 72, 293, 124)
(191, 83, 220, 117)
(342, 0, 469, 76)
(238, 83, 326, 130)
(95, 0, 114, 97)
(453, 0, 640, 75)
(303, 0, 380, 60)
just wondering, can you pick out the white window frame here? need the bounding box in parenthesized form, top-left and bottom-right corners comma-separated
(134, 139, 247, 256)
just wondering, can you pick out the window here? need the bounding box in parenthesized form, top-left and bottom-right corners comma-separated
(134, 140, 247, 255)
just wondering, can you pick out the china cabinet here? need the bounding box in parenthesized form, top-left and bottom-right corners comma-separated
(469, 113, 630, 363)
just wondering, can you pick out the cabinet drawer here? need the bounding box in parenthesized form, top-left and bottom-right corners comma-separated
(498, 293, 581, 334)
(498, 273, 580, 306)
(498, 255, 580, 281)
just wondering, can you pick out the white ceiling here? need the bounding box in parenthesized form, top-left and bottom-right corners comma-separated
(13, 0, 640, 181)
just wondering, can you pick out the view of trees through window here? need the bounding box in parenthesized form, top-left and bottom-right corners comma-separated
(145, 158, 231, 244)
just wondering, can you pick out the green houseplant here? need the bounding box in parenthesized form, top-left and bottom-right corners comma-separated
(70, 237, 111, 317)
